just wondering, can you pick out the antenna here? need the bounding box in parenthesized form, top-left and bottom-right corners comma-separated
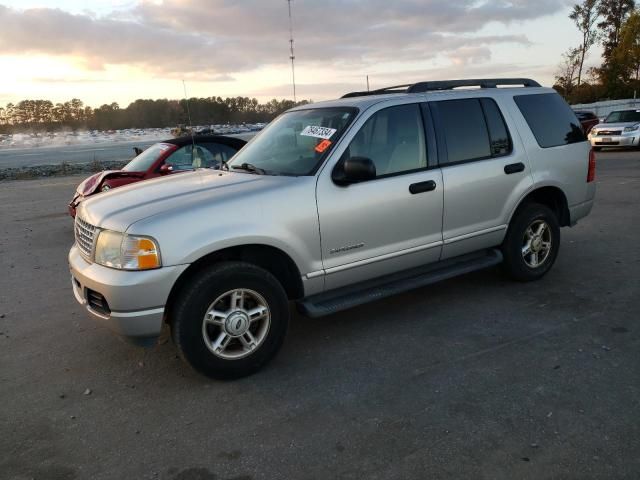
(287, 0, 297, 103)
(182, 80, 196, 164)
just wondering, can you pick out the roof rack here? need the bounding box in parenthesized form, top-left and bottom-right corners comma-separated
(341, 78, 541, 98)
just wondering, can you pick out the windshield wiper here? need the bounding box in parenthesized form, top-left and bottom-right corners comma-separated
(231, 163, 267, 175)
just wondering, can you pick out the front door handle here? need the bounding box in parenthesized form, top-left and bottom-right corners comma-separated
(504, 162, 525, 174)
(409, 180, 437, 194)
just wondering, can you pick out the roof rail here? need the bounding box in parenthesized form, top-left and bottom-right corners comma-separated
(341, 84, 413, 98)
(341, 78, 541, 98)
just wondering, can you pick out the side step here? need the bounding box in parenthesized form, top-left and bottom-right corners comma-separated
(297, 249, 503, 318)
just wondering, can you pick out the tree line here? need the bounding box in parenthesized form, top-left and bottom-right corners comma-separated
(0, 96, 310, 134)
(555, 0, 640, 103)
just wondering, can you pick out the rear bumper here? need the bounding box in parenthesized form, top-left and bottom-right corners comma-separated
(69, 245, 189, 340)
(570, 198, 595, 226)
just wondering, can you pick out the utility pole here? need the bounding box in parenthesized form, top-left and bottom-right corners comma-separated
(287, 0, 297, 103)
(366, 75, 370, 92)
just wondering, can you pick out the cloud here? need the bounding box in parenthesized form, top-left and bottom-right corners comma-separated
(0, 1, 566, 79)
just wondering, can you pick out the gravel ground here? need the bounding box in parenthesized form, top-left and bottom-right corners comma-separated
(0, 152, 638, 480)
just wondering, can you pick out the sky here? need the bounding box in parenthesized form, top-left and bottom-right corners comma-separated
(0, 0, 603, 108)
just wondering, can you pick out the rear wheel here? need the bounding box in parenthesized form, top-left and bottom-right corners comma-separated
(171, 262, 289, 379)
(502, 203, 560, 282)
(593, 146, 603, 151)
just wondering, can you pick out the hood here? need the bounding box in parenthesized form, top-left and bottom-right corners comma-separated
(77, 170, 143, 195)
(77, 169, 291, 231)
(592, 122, 639, 130)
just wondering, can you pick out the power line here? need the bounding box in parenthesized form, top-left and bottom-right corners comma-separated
(287, 0, 296, 103)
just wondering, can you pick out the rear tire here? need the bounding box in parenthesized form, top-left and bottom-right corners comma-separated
(502, 203, 560, 282)
(171, 261, 289, 379)
(593, 146, 603, 151)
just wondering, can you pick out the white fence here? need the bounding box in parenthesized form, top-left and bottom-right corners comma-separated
(572, 98, 640, 118)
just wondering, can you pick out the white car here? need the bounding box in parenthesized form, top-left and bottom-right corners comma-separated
(588, 109, 640, 150)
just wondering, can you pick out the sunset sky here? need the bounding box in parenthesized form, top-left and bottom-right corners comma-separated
(0, 1, 601, 108)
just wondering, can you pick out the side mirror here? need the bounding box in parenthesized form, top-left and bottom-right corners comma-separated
(333, 156, 376, 185)
(159, 164, 174, 174)
(133, 147, 143, 156)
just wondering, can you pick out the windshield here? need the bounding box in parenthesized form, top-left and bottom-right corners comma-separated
(122, 143, 173, 172)
(227, 107, 357, 175)
(604, 110, 640, 123)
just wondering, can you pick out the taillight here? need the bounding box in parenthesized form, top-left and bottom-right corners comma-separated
(587, 148, 596, 182)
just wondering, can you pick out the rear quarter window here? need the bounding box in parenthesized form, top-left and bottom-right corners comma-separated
(514, 93, 586, 148)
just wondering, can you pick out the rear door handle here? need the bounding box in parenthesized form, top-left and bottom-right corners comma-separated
(504, 162, 525, 174)
(409, 180, 437, 194)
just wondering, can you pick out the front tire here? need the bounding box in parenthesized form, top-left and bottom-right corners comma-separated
(171, 262, 289, 379)
(502, 203, 560, 282)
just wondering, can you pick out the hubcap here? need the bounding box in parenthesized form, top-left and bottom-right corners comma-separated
(201, 288, 270, 360)
(522, 219, 552, 268)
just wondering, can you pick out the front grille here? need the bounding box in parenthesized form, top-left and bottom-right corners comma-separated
(596, 130, 622, 136)
(75, 216, 96, 259)
(86, 288, 110, 315)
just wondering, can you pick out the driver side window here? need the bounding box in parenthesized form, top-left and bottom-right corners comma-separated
(342, 104, 427, 177)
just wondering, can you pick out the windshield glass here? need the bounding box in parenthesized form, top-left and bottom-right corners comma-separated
(227, 107, 357, 175)
(122, 143, 173, 172)
(605, 110, 640, 123)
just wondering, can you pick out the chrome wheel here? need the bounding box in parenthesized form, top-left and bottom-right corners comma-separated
(201, 289, 271, 360)
(521, 219, 552, 268)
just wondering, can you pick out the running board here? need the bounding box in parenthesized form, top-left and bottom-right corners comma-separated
(297, 249, 503, 318)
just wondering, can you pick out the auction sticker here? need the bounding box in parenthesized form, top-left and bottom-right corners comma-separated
(301, 125, 337, 139)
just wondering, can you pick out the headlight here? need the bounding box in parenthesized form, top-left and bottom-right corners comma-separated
(94, 230, 161, 270)
(624, 125, 639, 132)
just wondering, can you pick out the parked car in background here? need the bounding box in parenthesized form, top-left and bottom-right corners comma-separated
(588, 109, 640, 150)
(68, 135, 246, 217)
(574, 110, 599, 134)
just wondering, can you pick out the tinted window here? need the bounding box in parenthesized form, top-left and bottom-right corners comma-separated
(341, 103, 427, 177)
(481, 98, 512, 156)
(437, 99, 490, 164)
(514, 93, 585, 148)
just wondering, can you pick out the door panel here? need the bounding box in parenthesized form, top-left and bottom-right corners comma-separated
(431, 96, 534, 259)
(440, 156, 532, 258)
(316, 102, 443, 291)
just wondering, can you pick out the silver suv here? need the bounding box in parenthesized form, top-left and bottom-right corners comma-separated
(69, 78, 596, 379)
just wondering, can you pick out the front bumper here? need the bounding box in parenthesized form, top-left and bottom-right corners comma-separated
(69, 245, 189, 340)
(589, 134, 639, 147)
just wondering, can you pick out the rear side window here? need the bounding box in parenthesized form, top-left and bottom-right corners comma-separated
(481, 98, 511, 156)
(514, 93, 585, 148)
(433, 98, 512, 165)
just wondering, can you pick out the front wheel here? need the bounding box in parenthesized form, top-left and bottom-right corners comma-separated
(171, 262, 289, 379)
(502, 203, 560, 282)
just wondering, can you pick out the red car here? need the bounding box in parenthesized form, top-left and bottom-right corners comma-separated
(69, 135, 246, 217)
(574, 110, 599, 134)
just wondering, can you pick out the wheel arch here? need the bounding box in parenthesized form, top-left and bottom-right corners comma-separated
(509, 186, 571, 227)
(164, 244, 304, 322)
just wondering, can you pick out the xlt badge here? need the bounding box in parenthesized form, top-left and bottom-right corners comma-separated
(329, 243, 365, 254)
